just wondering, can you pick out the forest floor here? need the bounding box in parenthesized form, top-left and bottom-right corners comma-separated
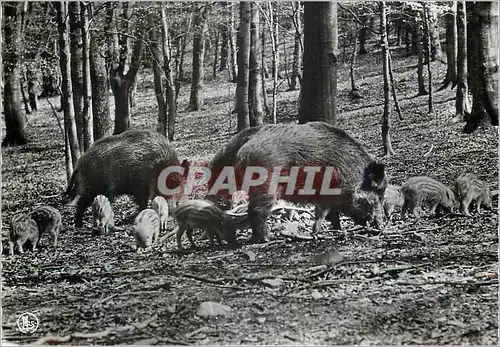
(1, 46, 499, 345)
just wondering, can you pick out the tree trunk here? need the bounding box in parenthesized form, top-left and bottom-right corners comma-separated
(411, 25, 418, 55)
(80, 2, 93, 151)
(148, 13, 168, 136)
(188, 5, 209, 111)
(464, 1, 498, 133)
(455, 1, 468, 118)
(229, 3, 238, 82)
(219, 6, 229, 73)
(3, 2, 28, 146)
(69, 1, 84, 151)
(89, 23, 111, 140)
(56, 1, 81, 169)
(236, 1, 251, 132)
(380, 2, 394, 156)
(27, 68, 38, 111)
(440, 3, 457, 90)
(416, 20, 427, 95)
(358, 15, 369, 55)
(261, 27, 269, 79)
(106, 3, 144, 134)
(161, 6, 177, 142)
(20, 74, 31, 114)
(212, 30, 219, 79)
(298, 2, 337, 125)
(424, 4, 433, 113)
(289, 1, 302, 91)
(428, 5, 443, 62)
(349, 28, 361, 99)
(249, 2, 263, 127)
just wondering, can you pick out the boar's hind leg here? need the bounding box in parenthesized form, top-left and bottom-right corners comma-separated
(133, 190, 150, 211)
(324, 209, 340, 230)
(75, 197, 93, 228)
(314, 204, 332, 232)
(248, 194, 275, 243)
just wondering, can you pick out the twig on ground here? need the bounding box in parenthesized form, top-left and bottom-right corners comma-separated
(395, 279, 498, 286)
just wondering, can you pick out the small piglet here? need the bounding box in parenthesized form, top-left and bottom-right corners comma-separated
(92, 195, 114, 234)
(133, 209, 160, 251)
(455, 173, 492, 216)
(9, 213, 39, 256)
(383, 184, 404, 220)
(151, 196, 169, 231)
(29, 205, 62, 247)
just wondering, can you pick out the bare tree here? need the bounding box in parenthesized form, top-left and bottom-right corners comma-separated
(464, 1, 498, 133)
(3, 2, 28, 146)
(298, 2, 337, 125)
(416, 15, 427, 96)
(55, 1, 81, 170)
(228, 3, 238, 82)
(106, 3, 145, 134)
(236, 1, 251, 131)
(455, 1, 468, 119)
(80, 1, 93, 151)
(161, 6, 177, 141)
(289, 1, 302, 91)
(69, 1, 84, 150)
(380, 2, 394, 156)
(188, 4, 210, 111)
(249, 2, 263, 127)
(440, 2, 457, 90)
(423, 3, 433, 113)
(427, 5, 443, 62)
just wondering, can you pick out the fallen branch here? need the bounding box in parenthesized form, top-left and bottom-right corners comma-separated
(395, 279, 498, 287)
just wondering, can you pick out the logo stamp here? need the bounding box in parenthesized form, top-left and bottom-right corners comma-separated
(17, 312, 38, 333)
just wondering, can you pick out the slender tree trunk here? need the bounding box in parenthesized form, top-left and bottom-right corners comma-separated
(69, 1, 84, 151)
(349, 28, 361, 99)
(249, 2, 263, 127)
(290, 1, 302, 91)
(56, 1, 81, 169)
(80, 2, 93, 151)
(188, 4, 209, 111)
(229, 3, 238, 82)
(267, 2, 279, 124)
(424, 4, 433, 113)
(358, 15, 369, 55)
(380, 2, 394, 156)
(20, 74, 31, 114)
(212, 30, 219, 79)
(388, 53, 403, 120)
(161, 6, 177, 142)
(3, 2, 28, 146)
(89, 23, 111, 140)
(272, 3, 281, 79)
(440, 3, 457, 90)
(455, 1, 468, 118)
(236, 1, 251, 131)
(27, 68, 38, 111)
(219, 10, 229, 72)
(463, 1, 498, 132)
(261, 27, 269, 79)
(416, 21, 427, 95)
(298, 2, 337, 125)
(428, 5, 443, 62)
(411, 25, 418, 55)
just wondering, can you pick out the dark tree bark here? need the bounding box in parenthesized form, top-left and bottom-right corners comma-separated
(212, 30, 219, 79)
(416, 19, 427, 96)
(298, 2, 337, 125)
(358, 15, 369, 55)
(236, 1, 251, 131)
(160, 6, 177, 142)
(349, 28, 361, 99)
(464, 1, 498, 133)
(424, 3, 433, 113)
(289, 1, 302, 91)
(69, 1, 84, 151)
(219, 3, 229, 72)
(89, 17, 111, 141)
(106, 3, 144, 134)
(455, 1, 468, 118)
(248, 2, 263, 127)
(3, 2, 28, 146)
(380, 2, 394, 156)
(148, 14, 168, 137)
(188, 4, 209, 111)
(56, 1, 81, 169)
(440, 3, 457, 90)
(80, 1, 93, 151)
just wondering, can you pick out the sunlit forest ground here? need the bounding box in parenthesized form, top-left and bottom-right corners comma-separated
(2, 43, 498, 345)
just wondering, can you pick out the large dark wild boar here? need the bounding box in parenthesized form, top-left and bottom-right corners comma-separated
(209, 122, 387, 243)
(65, 130, 182, 228)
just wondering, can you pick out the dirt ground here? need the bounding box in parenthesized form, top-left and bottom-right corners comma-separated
(1, 48, 498, 345)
